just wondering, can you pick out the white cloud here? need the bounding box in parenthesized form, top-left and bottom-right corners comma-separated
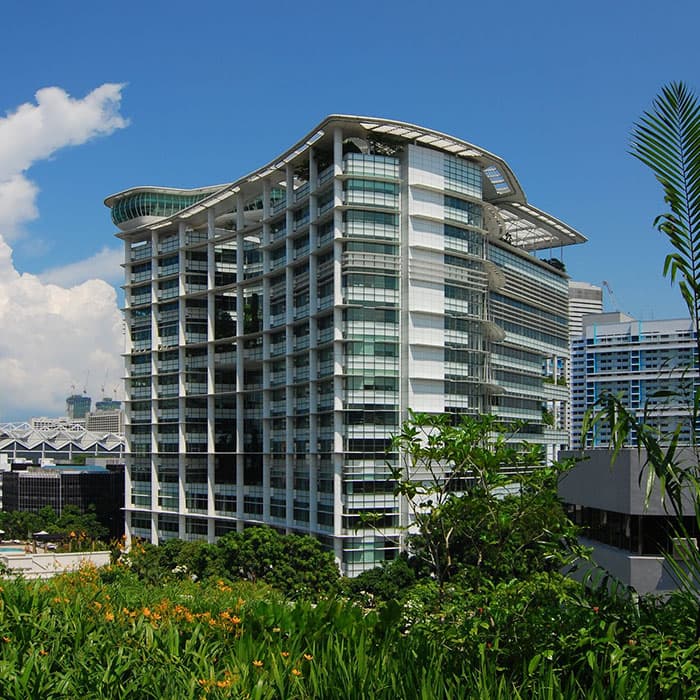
(0, 174, 38, 239)
(0, 84, 128, 241)
(0, 85, 128, 420)
(0, 84, 128, 182)
(0, 237, 125, 420)
(38, 246, 124, 287)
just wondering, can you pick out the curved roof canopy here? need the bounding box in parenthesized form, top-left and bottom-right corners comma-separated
(105, 115, 585, 250)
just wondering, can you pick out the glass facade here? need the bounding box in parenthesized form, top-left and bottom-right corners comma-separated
(111, 190, 215, 226)
(112, 117, 582, 576)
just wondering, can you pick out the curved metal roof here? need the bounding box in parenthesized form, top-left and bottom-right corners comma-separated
(105, 114, 585, 249)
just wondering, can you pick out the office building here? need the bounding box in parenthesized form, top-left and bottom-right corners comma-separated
(95, 397, 122, 412)
(106, 115, 585, 574)
(2, 463, 125, 538)
(85, 408, 125, 434)
(562, 313, 700, 593)
(66, 394, 91, 419)
(570, 313, 698, 449)
(569, 281, 603, 340)
(559, 447, 699, 594)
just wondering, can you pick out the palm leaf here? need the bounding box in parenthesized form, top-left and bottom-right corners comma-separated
(631, 82, 700, 333)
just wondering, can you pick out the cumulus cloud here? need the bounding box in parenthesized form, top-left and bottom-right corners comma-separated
(0, 85, 128, 420)
(0, 84, 128, 240)
(38, 246, 124, 287)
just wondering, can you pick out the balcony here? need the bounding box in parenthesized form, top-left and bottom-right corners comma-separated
(158, 265, 179, 278)
(131, 245, 152, 261)
(294, 182, 310, 201)
(186, 382, 208, 395)
(318, 165, 334, 186)
(131, 271, 152, 284)
(271, 198, 286, 215)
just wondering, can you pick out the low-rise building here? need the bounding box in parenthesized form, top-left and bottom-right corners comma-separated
(1, 463, 125, 538)
(559, 448, 697, 594)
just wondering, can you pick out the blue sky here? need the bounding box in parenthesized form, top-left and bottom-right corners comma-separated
(0, 0, 698, 419)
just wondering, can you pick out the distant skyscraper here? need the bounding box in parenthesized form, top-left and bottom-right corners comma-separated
(66, 394, 91, 420)
(569, 281, 603, 339)
(95, 397, 122, 412)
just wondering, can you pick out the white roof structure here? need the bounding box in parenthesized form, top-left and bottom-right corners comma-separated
(0, 422, 125, 455)
(105, 115, 586, 252)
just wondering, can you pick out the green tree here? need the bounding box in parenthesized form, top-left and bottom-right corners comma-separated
(216, 527, 339, 597)
(390, 412, 583, 589)
(53, 504, 109, 543)
(0, 510, 43, 540)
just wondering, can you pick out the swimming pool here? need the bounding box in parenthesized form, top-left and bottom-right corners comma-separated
(0, 546, 27, 554)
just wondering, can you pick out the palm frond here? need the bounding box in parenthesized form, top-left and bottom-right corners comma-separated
(631, 82, 700, 327)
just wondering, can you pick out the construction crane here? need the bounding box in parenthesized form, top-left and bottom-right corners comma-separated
(100, 370, 109, 397)
(601, 280, 621, 312)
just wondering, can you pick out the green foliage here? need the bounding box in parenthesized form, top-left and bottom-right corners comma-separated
(0, 511, 43, 540)
(0, 569, 697, 698)
(0, 505, 109, 545)
(390, 412, 583, 587)
(631, 81, 700, 333)
(216, 527, 340, 598)
(121, 527, 340, 598)
(343, 554, 417, 606)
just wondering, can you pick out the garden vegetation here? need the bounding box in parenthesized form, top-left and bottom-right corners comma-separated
(3, 82, 700, 697)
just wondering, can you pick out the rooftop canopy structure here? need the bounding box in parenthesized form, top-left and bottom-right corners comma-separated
(105, 115, 585, 252)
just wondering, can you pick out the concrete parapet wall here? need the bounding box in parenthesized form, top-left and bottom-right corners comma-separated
(0, 551, 111, 579)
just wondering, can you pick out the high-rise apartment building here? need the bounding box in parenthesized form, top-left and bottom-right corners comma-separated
(568, 281, 603, 440)
(106, 116, 585, 574)
(570, 313, 698, 448)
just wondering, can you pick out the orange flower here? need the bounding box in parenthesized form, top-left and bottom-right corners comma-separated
(291, 668, 302, 677)
(252, 660, 263, 668)
(303, 653, 313, 661)
(104, 612, 115, 622)
(281, 651, 290, 658)
(2, 637, 10, 643)
(39, 649, 48, 656)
